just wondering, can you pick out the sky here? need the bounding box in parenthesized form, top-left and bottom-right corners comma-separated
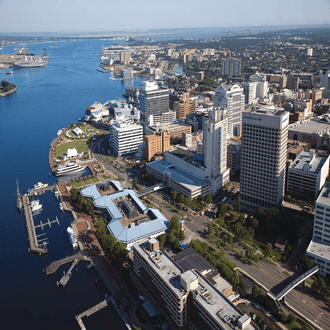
(0, 0, 330, 33)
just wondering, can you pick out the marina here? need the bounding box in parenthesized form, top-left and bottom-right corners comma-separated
(34, 217, 60, 230)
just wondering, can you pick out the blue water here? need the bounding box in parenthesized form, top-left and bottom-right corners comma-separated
(0, 39, 145, 329)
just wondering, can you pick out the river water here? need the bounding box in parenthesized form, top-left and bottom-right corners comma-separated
(0, 39, 145, 330)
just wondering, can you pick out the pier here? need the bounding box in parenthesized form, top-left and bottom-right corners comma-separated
(45, 251, 91, 275)
(75, 298, 110, 330)
(58, 260, 78, 287)
(35, 217, 60, 230)
(31, 183, 57, 196)
(22, 194, 47, 254)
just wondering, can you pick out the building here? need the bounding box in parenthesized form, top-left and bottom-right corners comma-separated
(198, 71, 204, 81)
(214, 83, 244, 138)
(132, 240, 253, 330)
(222, 58, 241, 77)
(84, 101, 109, 122)
(287, 150, 329, 199)
(170, 92, 196, 119)
(203, 108, 230, 195)
(109, 115, 143, 157)
(306, 182, 330, 277)
(182, 131, 203, 147)
(307, 48, 313, 56)
(120, 51, 131, 64)
(320, 69, 329, 90)
(240, 106, 289, 210)
(139, 81, 171, 127)
(241, 82, 256, 105)
(121, 68, 133, 79)
(145, 130, 171, 162)
(109, 99, 140, 121)
(145, 123, 192, 144)
(227, 138, 241, 175)
(80, 182, 169, 249)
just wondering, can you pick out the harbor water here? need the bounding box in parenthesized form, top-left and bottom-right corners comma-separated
(0, 39, 144, 329)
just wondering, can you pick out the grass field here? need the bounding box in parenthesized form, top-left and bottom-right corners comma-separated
(82, 178, 91, 185)
(55, 141, 89, 158)
(91, 176, 100, 183)
(72, 181, 83, 188)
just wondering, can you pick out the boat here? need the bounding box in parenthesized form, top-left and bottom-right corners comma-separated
(59, 202, 64, 212)
(54, 189, 59, 199)
(67, 227, 78, 250)
(34, 182, 49, 189)
(5, 71, 14, 75)
(13, 56, 47, 68)
(55, 162, 87, 177)
(31, 200, 42, 213)
(15, 47, 35, 56)
(16, 179, 22, 211)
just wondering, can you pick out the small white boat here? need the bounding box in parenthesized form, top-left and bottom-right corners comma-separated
(59, 202, 64, 212)
(34, 182, 49, 189)
(31, 200, 42, 213)
(5, 71, 14, 75)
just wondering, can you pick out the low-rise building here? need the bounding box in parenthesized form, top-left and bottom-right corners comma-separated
(287, 150, 330, 199)
(145, 130, 171, 162)
(132, 240, 253, 330)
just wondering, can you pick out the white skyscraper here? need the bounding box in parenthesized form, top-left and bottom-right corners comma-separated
(250, 73, 268, 98)
(320, 69, 329, 90)
(214, 83, 244, 138)
(241, 82, 257, 105)
(203, 108, 230, 195)
(240, 106, 289, 210)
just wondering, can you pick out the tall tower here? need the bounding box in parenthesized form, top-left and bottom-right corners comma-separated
(222, 58, 241, 77)
(320, 69, 329, 90)
(240, 106, 289, 210)
(203, 108, 230, 195)
(214, 83, 244, 138)
(139, 81, 170, 127)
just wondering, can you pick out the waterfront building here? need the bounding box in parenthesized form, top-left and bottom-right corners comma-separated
(84, 101, 109, 122)
(109, 99, 140, 121)
(203, 108, 230, 195)
(240, 106, 289, 210)
(121, 68, 133, 79)
(139, 81, 171, 127)
(222, 58, 241, 77)
(120, 51, 131, 64)
(131, 240, 253, 330)
(109, 115, 143, 157)
(287, 150, 329, 199)
(80, 182, 168, 249)
(214, 83, 244, 138)
(307, 182, 330, 277)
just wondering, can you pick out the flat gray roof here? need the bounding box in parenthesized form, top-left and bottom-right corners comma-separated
(290, 151, 327, 173)
(316, 182, 330, 207)
(147, 159, 208, 191)
(289, 119, 330, 135)
(307, 237, 330, 261)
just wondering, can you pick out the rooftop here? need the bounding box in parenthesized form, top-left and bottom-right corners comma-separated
(316, 182, 330, 207)
(307, 237, 330, 261)
(80, 182, 168, 245)
(146, 158, 208, 190)
(289, 119, 330, 135)
(289, 150, 327, 173)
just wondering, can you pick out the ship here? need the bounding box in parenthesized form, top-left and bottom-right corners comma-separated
(31, 200, 42, 213)
(55, 162, 87, 177)
(15, 47, 35, 56)
(13, 56, 47, 68)
(16, 179, 22, 211)
(67, 227, 78, 250)
(34, 182, 49, 189)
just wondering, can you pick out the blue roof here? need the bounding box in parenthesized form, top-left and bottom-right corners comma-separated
(81, 184, 168, 245)
(194, 153, 204, 162)
(143, 298, 159, 317)
(111, 180, 123, 191)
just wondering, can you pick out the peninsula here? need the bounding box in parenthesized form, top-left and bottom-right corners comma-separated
(0, 80, 17, 97)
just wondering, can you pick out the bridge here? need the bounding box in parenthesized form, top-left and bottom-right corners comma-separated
(136, 182, 166, 197)
(275, 264, 320, 301)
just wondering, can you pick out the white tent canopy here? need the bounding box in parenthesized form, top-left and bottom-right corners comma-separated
(67, 148, 78, 158)
(72, 127, 83, 135)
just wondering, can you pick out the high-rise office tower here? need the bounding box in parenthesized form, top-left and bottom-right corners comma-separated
(320, 69, 329, 90)
(222, 58, 241, 77)
(240, 106, 289, 210)
(203, 108, 230, 195)
(241, 82, 257, 105)
(214, 83, 244, 138)
(139, 81, 170, 127)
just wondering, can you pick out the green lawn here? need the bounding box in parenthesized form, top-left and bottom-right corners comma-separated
(283, 321, 302, 330)
(107, 156, 115, 160)
(82, 178, 91, 185)
(72, 181, 83, 188)
(91, 176, 100, 183)
(102, 176, 112, 180)
(55, 141, 89, 158)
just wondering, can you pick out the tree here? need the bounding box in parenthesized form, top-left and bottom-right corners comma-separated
(168, 232, 175, 244)
(158, 234, 167, 248)
(159, 206, 163, 213)
(300, 254, 314, 272)
(174, 239, 180, 249)
(252, 284, 259, 298)
(251, 217, 259, 229)
(286, 244, 292, 253)
(177, 193, 185, 204)
(85, 198, 94, 215)
(178, 229, 185, 241)
(238, 279, 246, 298)
(236, 195, 240, 212)
(205, 193, 212, 204)
(302, 323, 312, 330)
(287, 314, 296, 324)
(264, 245, 272, 258)
(169, 216, 181, 235)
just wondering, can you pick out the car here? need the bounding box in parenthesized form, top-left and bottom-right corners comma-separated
(252, 314, 256, 320)
(244, 300, 250, 305)
(262, 324, 267, 330)
(88, 243, 93, 250)
(253, 303, 261, 310)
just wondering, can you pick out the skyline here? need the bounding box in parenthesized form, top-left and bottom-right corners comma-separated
(0, 0, 330, 33)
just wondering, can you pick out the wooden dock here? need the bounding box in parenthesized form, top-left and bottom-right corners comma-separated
(75, 298, 110, 330)
(32, 183, 57, 195)
(45, 251, 91, 275)
(22, 194, 47, 255)
(58, 260, 78, 287)
(35, 217, 60, 230)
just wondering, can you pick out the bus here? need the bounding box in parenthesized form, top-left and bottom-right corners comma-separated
(222, 197, 227, 203)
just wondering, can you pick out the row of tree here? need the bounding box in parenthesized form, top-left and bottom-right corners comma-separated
(70, 187, 94, 214)
(158, 216, 185, 250)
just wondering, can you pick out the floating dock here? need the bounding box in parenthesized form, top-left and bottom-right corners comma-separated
(35, 217, 60, 230)
(58, 260, 78, 287)
(22, 194, 47, 254)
